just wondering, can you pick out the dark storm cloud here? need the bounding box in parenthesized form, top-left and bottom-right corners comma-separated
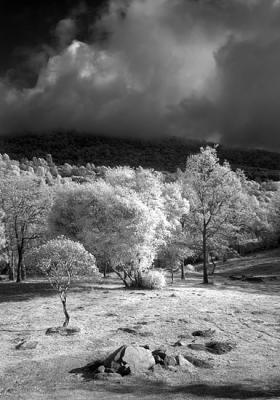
(1, 0, 280, 151)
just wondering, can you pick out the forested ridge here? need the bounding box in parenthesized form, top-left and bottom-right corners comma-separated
(0, 133, 279, 181)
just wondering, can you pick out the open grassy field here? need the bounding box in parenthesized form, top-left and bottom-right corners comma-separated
(0, 250, 280, 400)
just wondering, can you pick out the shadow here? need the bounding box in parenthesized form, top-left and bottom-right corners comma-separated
(69, 365, 280, 400)
(206, 276, 280, 297)
(172, 275, 280, 296)
(94, 378, 280, 399)
(0, 280, 112, 303)
(70, 360, 103, 381)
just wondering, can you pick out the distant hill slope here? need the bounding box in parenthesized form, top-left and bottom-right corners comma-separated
(0, 133, 279, 181)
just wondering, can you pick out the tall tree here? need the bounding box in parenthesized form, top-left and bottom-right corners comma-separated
(0, 176, 52, 282)
(49, 180, 168, 288)
(181, 146, 249, 284)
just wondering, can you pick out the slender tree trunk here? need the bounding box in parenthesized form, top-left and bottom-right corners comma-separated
(171, 267, 174, 284)
(60, 291, 70, 327)
(8, 263, 14, 281)
(181, 262, 185, 280)
(210, 254, 216, 275)
(16, 250, 23, 283)
(202, 224, 208, 284)
(21, 263, 26, 281)
(103, 263, 107, 278)
(8, 251, 15, 280)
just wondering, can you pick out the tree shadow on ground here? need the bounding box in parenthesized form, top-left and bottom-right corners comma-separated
(0, 280, 111, 303)
(174, 276, 280, 296)
(205, 278, 280, 297)
(93, 378, 280, 399)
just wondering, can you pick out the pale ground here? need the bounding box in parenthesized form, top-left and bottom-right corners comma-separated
(0, 250, 280, 400)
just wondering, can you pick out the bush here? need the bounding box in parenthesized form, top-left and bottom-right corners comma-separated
(141, 270, 166, 290)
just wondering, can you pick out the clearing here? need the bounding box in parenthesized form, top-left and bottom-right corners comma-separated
(0, 250, 280, 400)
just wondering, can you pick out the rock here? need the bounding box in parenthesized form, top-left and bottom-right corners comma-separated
(188, 343, 207, 351)
(173, 340, 187, 347)
(15, 340, 38, 350)
(103, 345, 155, 375)
(170, 293, 177, 297)
(104, 345, 126, 369)
(122, 345, 155, 374)
(184, 355, 213, 369)
(164, 355, 177, 367)
(110, 361, 122, 372)
(192, 329, 215, 338)
(118, 327, 138, 335)
(154, 355, 164, 364)
(205, 341, 236, 355)
(139, 331, 154, 337)
(176, 354, 194, 368)
(97, 365, 106, 373)
(45, 326, 80, 336)
(152, 349, 166, 364)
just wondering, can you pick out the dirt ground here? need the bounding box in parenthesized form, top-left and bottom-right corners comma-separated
(0, 250, 280, 400)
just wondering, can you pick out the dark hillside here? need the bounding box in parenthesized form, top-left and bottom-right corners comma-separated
(0, 133, 279, 181)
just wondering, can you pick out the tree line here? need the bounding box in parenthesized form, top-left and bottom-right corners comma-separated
(0, 146, 279, 288)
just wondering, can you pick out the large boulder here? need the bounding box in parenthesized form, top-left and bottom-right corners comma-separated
(104, 345, 155, 375)
(122, 346, 155, 373)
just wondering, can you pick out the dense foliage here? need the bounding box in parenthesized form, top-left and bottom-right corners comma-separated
(0, 133, 279, 181)
(0, 145, 279, 286)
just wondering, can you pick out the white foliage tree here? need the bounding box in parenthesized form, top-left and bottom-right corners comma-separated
(28, 237, 98, 327)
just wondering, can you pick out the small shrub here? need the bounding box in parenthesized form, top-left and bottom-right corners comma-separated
(141, 270, 166, 290)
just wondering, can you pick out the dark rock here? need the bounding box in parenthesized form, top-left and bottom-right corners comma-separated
(118, 327, 138, 335)
(104, 345, 126, 369)
(188, 343, 207, 351)
(205, 341, 236, 355)
(154, 354, 164, 364)
(152, 349, 166, 362)
(184, 355, 213, 369)
(192, 329, 215, 338)
(15, 340, 38, 350)
(141, 345, 150, 349)
(139, 331, 154, 337)
(170, 294, 177, 297)
(117, 364, 131, 376)
(45, 326, 80, 336)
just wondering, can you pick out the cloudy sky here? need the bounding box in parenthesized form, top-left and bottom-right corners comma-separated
(1, 0, 280, 151)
